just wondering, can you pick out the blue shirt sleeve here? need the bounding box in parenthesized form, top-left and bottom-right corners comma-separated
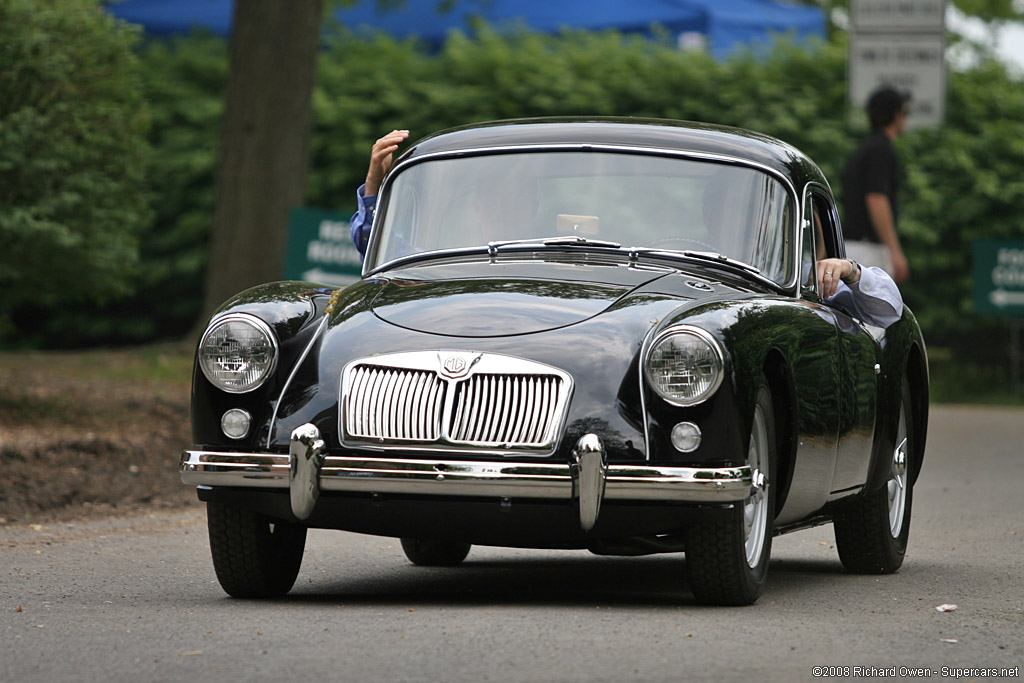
(349, 184, 377, 260)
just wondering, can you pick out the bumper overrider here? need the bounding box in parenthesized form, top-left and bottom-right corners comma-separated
(181, 424, 752, 531)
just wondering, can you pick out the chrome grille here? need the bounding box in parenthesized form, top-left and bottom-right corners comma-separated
(345, 366, 445, 442)
(340, 351, 573, 453)
(450, 374, 562, 447)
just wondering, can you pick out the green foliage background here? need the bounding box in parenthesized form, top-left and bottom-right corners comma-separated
(0, 0, 150, 338)
(3, 11, 1024, 399)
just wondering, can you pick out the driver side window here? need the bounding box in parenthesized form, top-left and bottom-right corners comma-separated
(802, 188, 841, 297)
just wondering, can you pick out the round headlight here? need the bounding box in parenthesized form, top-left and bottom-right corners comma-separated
(644, 326, 724, 406)
(198, 314, 277, 393)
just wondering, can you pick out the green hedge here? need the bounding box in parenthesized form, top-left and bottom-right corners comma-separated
(0, 0, 150, 341)
(7, 20, 1024, 399)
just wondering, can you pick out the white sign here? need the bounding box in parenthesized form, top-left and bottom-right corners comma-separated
(849, 34, 946, 128)
(850, 0, 946, 31)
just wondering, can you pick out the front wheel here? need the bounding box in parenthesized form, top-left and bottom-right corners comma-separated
(834, 377, 915, 574)
(206, 502, 307, 598)
(685, 379, 776, 605)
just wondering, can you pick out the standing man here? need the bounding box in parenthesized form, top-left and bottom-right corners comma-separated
(842, 86, 911, 282)
(350, 129, 409, 259)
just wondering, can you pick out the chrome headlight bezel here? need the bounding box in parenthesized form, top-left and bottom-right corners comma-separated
(643, 325, 725, 407)
(198, 313, 278, 394)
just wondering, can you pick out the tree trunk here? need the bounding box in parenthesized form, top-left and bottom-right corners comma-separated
(199, 0, 323, 322)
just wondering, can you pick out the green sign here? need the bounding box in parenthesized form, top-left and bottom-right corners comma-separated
(973, 239, 1024, 317)
(283, 206, 363, 286)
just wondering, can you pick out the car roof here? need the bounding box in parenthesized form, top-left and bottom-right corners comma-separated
(398, 117, 829, 193)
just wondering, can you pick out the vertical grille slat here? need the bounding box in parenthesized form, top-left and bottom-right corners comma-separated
(474, 375, 491, 441)
(342, 355, 569, 451)
(486, 376, 503, 444)
(398, 370, 416, 439)
(531, 376, 553, 445)
(501, 376, 520, 445)
(410, 372, 429, 440)
(392, 370, 407, 438)
(368, 368, 386, 438)
(517, 376, 536, 444)
(425, 372, 444, 441)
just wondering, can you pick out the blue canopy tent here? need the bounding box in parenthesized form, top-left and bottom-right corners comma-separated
(106, 0, 824, 59)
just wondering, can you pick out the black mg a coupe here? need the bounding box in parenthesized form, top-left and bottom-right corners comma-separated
(181, 118, 929, 605)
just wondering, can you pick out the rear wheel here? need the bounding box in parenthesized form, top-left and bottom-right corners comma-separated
(400, 538, 472, 566)
(834, 377, 914, 574)
(685, 379, 776, 605)
(207, 502, 306, 598)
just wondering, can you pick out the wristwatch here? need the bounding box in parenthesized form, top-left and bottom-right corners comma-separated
(842, 259, 861, 284)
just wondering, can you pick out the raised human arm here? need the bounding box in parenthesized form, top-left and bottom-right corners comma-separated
(865, 192, 909, 282)
(365, 129, 409, 196)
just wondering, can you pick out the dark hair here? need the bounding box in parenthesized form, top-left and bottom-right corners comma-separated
(867, 86, 910, 131)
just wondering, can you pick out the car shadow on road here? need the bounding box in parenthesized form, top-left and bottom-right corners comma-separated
(281, 552, 860, 607)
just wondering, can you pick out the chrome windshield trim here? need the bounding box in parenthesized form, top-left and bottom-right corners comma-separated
(266, 315, 329, 448)
(363, 143, 800, 290)
(180, 449, 752, 503)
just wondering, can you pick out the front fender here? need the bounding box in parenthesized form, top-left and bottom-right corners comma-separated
(190, 281, 335, 449)
(864, 306, 929, 492)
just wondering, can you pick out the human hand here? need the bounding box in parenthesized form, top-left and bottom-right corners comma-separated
(816, 257, 858, 299)
(890, 250, 909, 283)
(365, 129, 409, 196)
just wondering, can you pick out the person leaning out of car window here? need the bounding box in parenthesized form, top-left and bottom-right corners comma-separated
(349, 129, 410, 259)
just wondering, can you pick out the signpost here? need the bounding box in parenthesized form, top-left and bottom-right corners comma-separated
(973, 239, 1024, 316)
(848, 0, 946, 129)
(973, 239, 1024, 395)
(283, 206, 363, 287)
(849, 0, 945, 30)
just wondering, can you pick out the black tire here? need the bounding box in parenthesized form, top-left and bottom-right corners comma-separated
(685, 379, 777, 606)
(834, 377, 914, 574)
(400, 538, 472, 566)
(206, 502, 307, 598)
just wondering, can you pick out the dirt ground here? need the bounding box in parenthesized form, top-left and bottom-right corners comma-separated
(0, 345, 201, 525)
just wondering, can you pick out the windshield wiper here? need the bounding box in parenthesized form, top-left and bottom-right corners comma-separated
(627, 246, 760, 273)
(679, 250, 761, 274)
(487, 235, 622, 255)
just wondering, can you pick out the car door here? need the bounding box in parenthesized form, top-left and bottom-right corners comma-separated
(775, 189, 843, 526)
(807, 188, 880, 495)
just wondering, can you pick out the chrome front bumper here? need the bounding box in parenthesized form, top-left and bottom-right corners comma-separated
(181, 424, 751, 530)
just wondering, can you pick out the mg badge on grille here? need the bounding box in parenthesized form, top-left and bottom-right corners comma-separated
(439, 352, 479, 379)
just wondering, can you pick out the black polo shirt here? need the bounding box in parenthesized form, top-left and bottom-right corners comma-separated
(842, 132, 901, 244)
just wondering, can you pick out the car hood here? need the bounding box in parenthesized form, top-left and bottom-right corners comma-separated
(370, 258, 674, 336)
(269, 255, 760, 451)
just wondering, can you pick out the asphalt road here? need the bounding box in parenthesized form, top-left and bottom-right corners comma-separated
(2, 405, 1021, 683)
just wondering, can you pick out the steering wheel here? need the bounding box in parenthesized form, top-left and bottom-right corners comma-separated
(647, 237, 717, 252)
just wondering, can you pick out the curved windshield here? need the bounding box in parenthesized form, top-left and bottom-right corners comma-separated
(368, 151, 794, 284)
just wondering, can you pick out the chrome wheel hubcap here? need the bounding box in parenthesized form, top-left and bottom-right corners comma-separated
(744, 403, 769, 568)
(887, 403, 909, 538)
